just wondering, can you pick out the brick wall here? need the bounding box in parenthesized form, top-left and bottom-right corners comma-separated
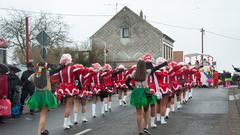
(173, 51, 183, 63)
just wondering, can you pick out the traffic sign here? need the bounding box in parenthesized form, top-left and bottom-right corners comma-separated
(36, 31, 50, 46)
(40, 47, 47, 60)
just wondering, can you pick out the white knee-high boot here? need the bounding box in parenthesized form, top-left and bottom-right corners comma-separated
(160, 116, 167, 124)
(157, 113, 161, 122)
(101, 102, 105, 116)
(185, 91, 189, 102)
(177, 101, 182, 109)
(171, 104, 175, 112)
(108, 102, 112, 111)
(63, 117, 70, 129)
(82, 112, 88, 123)
(123, 95, 127, 104)
(67, 116, 73, 127)
(73, 113, 78, 124)
(165, 107, 170, 119)
(92, 104, 96, 118)
(119, 99, 122, 106)
(150, 117, 157, 128)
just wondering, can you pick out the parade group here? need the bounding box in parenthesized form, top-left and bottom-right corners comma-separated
(21, 53, 203, 135)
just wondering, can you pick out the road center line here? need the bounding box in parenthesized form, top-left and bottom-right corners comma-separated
(74, 129, 92, 135)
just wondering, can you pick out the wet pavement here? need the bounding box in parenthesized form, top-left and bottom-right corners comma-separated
(0, 87, 232, 135)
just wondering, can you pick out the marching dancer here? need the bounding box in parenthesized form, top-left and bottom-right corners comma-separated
(168, 62, 182, 113)
(101, 64, 114, 112)
(74, 64, 92, 124)
(143, 54, 159, 128)
(114, 64, 128, 106)
(155, 57, 171, 124)
(26, 62, 63, 135)
(89, 63, 108, 117)
(55, 54, 80, 129)
(125, 58, 167, 135)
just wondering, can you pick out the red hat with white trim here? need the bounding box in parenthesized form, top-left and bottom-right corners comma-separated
(117, 64, 125, 69)
(92, 63, 101, 69)
(103, 64, 112, 71)
(143, 53, 153, 62)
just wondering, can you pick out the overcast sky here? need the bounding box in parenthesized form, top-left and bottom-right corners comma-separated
(1, 0, 240, 72)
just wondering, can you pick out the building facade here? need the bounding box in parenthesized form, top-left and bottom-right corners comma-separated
(90, 6, 174, 67)
(173, 51, 184, 63)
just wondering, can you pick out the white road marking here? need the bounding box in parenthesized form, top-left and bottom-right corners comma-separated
(229, 95, 235, 101)
(74, 129, 92, 135)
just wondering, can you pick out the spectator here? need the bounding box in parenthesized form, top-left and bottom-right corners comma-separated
(225, 71, 232, 89)
(213, 70, 219, 88)
(194, 69, 202, 87)
(20, 62, 35, 115)
(195, 60, 200, 69)
(222, 70, 226, 87)
(8, 65, 22, 118)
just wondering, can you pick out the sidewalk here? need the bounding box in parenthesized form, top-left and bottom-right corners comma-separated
(228, 87, 240, 135)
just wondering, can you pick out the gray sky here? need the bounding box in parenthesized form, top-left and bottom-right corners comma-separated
(1, 0, 240, 72)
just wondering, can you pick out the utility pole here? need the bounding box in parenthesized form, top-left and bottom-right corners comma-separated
(200, 28, 205, 65)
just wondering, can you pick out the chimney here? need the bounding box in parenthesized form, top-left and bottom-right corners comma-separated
(140, 10, 143, 19)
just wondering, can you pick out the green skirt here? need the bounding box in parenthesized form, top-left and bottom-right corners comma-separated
(26, 89, 58, 110)
(130, 88, 157, 108)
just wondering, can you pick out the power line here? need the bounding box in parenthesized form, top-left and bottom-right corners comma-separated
(149, 19, 240, 41)
(206, 30, 240, 41)
(148, 19, 200, 31)
(1, 7, 240, 41)
(0, 7, 113, 17)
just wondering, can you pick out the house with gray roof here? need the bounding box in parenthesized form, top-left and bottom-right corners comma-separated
(90, 6, 174, 67)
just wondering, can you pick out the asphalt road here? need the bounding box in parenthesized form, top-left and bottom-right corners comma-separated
(0, 87, 229, 135)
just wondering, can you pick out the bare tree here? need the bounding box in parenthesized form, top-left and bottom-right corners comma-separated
(0, 11, 70, 62)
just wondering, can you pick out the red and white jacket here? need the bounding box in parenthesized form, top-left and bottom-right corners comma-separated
(114, 70, 128, 89)
(77, 67, 92, 98)
(88, 70, 103, 95)
(155, 69, 172, 95)
(55, 64, 80, 97)
(101, 70, 115, 93)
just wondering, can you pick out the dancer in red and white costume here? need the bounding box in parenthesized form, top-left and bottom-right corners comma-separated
(101, 64, 114, 112)
(55, 54, 81, 129)
(75, 64, 92, 124)
(176, 62, 186, 109)
(89, 63, 108, 117)
(114, 64, 128, 106)
(155, 57, 171, 125)
(143, 53, 159, 128)
(194, 69, 202, 88)
(187, 66, 197, 100)
(168, 62, 183, 113)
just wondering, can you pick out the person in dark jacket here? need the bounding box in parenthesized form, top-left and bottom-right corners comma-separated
(20, 62, 35, 115)
(8, 65, 22, 118)
(8, 68, 22, 103)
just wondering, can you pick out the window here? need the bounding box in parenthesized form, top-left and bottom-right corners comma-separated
(163, 45, 165, 58)
(166, 46, 169, 60)
(122, 27, 129, 38)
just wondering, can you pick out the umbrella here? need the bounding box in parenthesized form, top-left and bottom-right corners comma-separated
(232, 65, 240, 72)
(8, 65, 21, 73)
(0, 63, 9, 74)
